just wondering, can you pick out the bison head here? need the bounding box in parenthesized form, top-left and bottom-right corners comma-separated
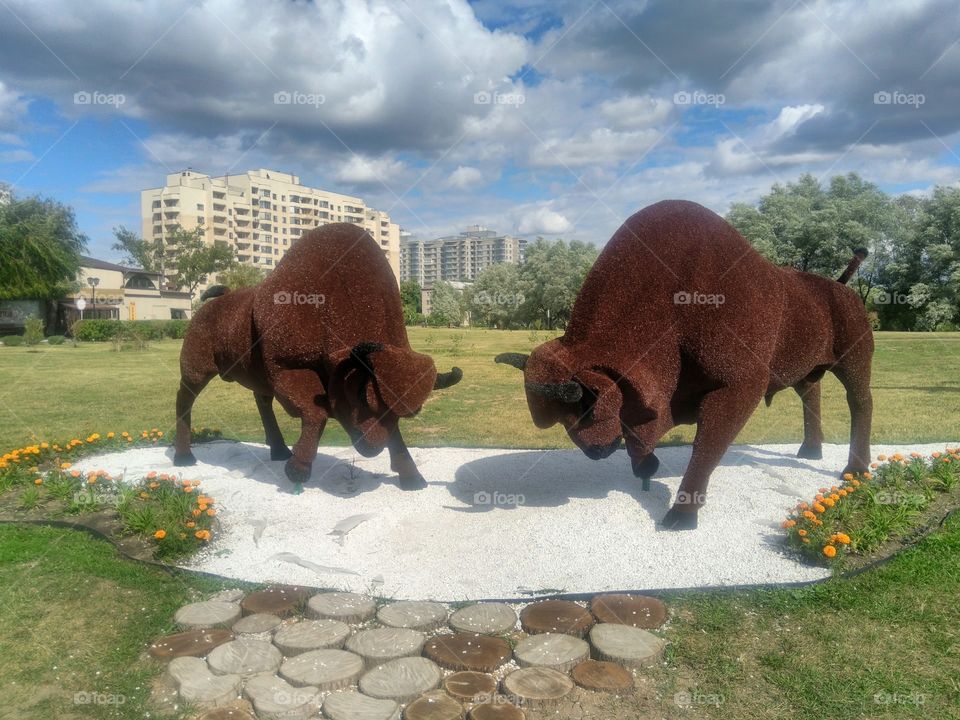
(329, 342, 462, 456)
(496, 339, 648, 460)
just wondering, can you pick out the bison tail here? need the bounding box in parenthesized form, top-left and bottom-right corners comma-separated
(836, 248, 868, 284)
(200, 284, 230, 302)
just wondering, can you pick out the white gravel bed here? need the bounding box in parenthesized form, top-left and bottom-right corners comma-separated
(71, 440, 956, 601)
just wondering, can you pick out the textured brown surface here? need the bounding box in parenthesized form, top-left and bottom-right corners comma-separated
(590, 594, 667, 629)
(443, 671, 498, 701)
(571, 660, 634, 692)
(424, 633, 512, 672)
(501, 667, 574, 705)
(520, 600, 594, 637)
(240, 585, 309, 617)
(148, 628, 234, 659)
(496, 200, 874, 527)
(195, 706, 257, 720)
(468, 702, 526, 720)
(403, 691, 464, 720)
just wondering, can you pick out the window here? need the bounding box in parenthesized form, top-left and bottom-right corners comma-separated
(125, 274, 157, 290)
(196, 203, 204, 211)
(171, 309, 188, 319)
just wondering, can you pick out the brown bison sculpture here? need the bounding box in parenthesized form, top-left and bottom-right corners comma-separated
(496, 200, 873, 530)
(174, 223, 462, 489)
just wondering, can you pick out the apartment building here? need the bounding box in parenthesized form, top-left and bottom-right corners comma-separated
(400, 225, 525, 285)
(141, 169, 401, 284)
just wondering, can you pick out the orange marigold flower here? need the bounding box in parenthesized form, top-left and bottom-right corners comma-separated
(192, 509, 202, 517)
(198, 503, 208, 511)
(863, 472, 872, 480)
(823, 498, 835, 508)
(851, 479, 861, 487)
(870, 462, 879, 469)
(186, 521, 196, 528)
(154, 530, 167, 540)
(70, 470, 81, 478)
(34, 478, 43, 485)
(147, 471, 157, 479)
(932, 451, 941, 459)
(835, 533, 851, 545)
(877, 454, 887, 461)
(802, 511, 816, 520)
(838, 489, 848, 497)
(139, 492, 150, 499)
(802, 538, 810, 543)
(797, 502, 809, 510)
(183, 486, 194, 493)
(798, 529, 808, 537)
(206, 508, 216, 516)
(86, 477, 97, 485)
(107, 432, 115, 439)
(813, 503, 826, 513)
(60, 462, 71, 469)
(812, 518, 823, 526)
(823, 545, 837, 558)
(910, 451, 921, 458)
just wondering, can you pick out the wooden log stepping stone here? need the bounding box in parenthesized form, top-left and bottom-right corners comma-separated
(243, 673, 320, 720)
(443, 671, 497, 702)
(241, 585, 309, 618)
(588, 624, 666, 667)
(377, 601, 448, 631)
(570, 659, 633, 692)
(174, 600, 242, 630)
(149, 628, 234, 659)
(501, 667, 573, 706)
(273, 619, 351, 655)
(279, 648, 364, 691)
(449, 603, 517, 635)
(513, 633, 589, 672)
(166, 656, 242, 709)
(590, 594, 667, 629)
(423, 633, 511, 672)
(232, 613, 282, 635)
(345, 627, 426, 667)
(404, 691, 463, 720)
(210, 589, 246, 603)
(519, 600, 593, 637)
(306, 591, 377, 623)
(195, 706, 257, 720)
(321, 690, 400, 720)
(358, 656, 443, 703)
(468, 700, 526, 720)
(207, 638, 283, 677)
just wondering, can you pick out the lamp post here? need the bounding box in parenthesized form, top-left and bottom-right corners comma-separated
(87, 277, 100, 319)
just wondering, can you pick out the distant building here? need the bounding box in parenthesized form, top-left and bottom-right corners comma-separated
(400, 225, 524, 285)
(141, 169, 401, 286)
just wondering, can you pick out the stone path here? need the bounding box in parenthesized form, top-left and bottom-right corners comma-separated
(153, 587, 670, 719)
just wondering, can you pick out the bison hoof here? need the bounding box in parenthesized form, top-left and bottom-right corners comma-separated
(270, 445, 294, 461)
(284, 460, 312, 484)
(660, 507, 698, 531)
(399, 473, 428, 491)
(173, 452, 197, 467)
(841, 464, 868, 477)
(797, 443, 823, 460)
(632, 453, 660, 481)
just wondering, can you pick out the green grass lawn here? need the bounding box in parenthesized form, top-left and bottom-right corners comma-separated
(1, 329, 959, 452)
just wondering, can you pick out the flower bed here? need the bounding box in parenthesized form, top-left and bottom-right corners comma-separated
(0, 427, 223, 559)
(783, 448, 960, 566)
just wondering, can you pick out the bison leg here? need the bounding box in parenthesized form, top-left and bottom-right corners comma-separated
(832, 361, 872, 475)
(623, 422, 663, 490)
(271, 369, 329, 485)
(795, 378, 824, 460)
(174, 375, 214, 466)
(661, 385, 762, 531)
(254, 393, 293, 461)
(388, 428, 427, 490)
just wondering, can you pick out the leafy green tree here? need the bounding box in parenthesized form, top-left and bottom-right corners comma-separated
(0, 192, 87, 299)
(517, 238, 598, 328)
(112, 225, 163, 272)
(428, 281, 464, 326)
(469, 263, 523, 328)
(166, 226, 237, 299)
(218, 263, 265, 289)
(400, 279, 422, 324)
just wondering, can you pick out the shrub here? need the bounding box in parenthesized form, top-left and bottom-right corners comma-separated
(73, 319, 191, 342)
(46, 335, 66, 345)
(1, 335, 24, 346)
(167, 319, 190, 338)
(23, 315, 44, 346)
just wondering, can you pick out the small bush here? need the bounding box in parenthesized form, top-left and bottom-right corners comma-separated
(23, 315, 44, 346)
(46, 335, 66, 345)
(73, 319, 191, 342)
(1, 335, 24, 346)
(167, 319, 190, 338)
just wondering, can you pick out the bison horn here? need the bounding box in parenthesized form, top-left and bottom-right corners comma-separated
(525, 380, 583, 403)
(494, 352, 528, 370)
(434, 367, 463, 390)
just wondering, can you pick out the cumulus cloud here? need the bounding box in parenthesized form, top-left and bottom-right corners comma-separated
(517, 205, 572, 235)
(334, 155, 407, 186)
(447, 165, 484, 189)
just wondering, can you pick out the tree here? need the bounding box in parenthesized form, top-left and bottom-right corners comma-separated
(517, 238, 598, 328)
(218, 263, 266, 289)
(428, 281, 464, 326)
(166, 226, 237, 299)
(469, 262, 523, 328)
(0, 191, 87, 300)
(400, 280, 422, 324)
(112, 225, 163, 273)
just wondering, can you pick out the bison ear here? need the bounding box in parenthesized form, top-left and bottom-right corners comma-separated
(366, 346, 437, 417)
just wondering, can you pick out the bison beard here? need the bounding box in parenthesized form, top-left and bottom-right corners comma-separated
(173, 223, 462, 489)
(497, 200, 874, 530)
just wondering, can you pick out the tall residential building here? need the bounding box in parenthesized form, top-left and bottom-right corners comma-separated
(400, 225, 525, 285)
(141, 169, 401, 284)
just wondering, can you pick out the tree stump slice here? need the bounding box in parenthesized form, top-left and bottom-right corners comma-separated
(358, 656, 443, 703)
(279, 648, 365, 691)
(210, 589, 246, 603)
(243, 674, 320, 720)
(513, 633, 589, 672)
(519, 600, 593, 637)
(206, 638, 282, 677)
(345, 627, 426, 667)
(377, 601, 448, 631)
(449, 603, 517, 635)
(590, 594, 667, 629)
(468, 700, 526, 720)
(321, 690, 400, 720)
(232, 614, 282, 635)
(149, 628, 235, 659)
(424, 633, 512, 672)
(443, 671, 498, 702)
(195, 706, 257, 720)
(240, 585, 309, 618)
(404, 691, 464, 720)
(588, 624, 666, 668)
(273, 619, 351, 656)
(570, 660, 633, 692)
(174, 601, 242, 630)
(501, 667, 573, 706)
(166, 656, 242, 710)
(306, 591, 377, 624)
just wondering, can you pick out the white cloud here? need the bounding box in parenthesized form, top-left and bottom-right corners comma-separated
(447, 165, 483, 189)
(335, 155, 407, 185)
(517, 205, 572, 235)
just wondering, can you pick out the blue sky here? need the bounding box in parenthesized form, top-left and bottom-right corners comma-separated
(1, 0, 958, 261)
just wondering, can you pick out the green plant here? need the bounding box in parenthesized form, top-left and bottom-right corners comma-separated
(46, 335, 66, 345)
(1, 335, 24, 346)
(18, 486, 42, 510)
(22, 315, 44, 346)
